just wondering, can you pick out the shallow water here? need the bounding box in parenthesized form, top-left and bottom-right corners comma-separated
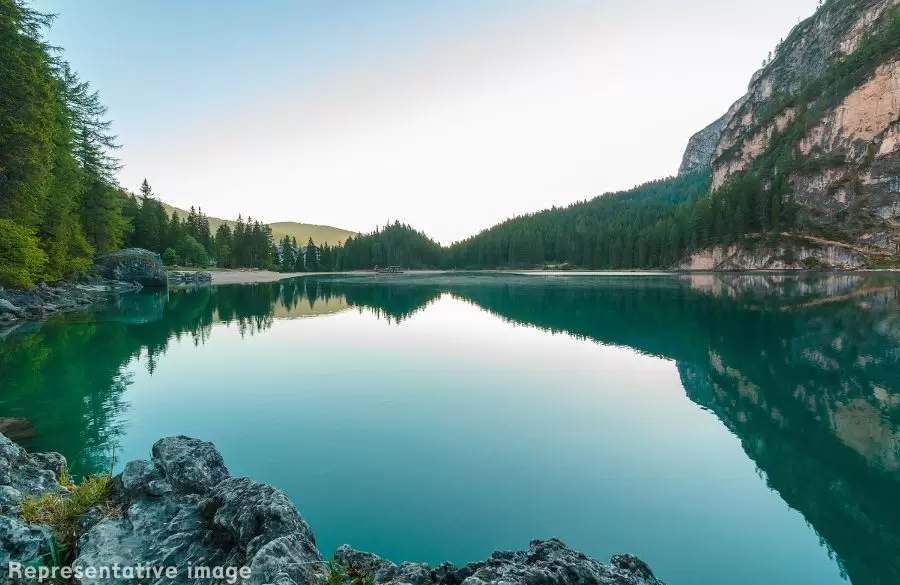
(2, 273, 899, 585)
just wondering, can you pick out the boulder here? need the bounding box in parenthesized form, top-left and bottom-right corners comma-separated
(94, 249, 167, 288)
(75, 436, 323, 585)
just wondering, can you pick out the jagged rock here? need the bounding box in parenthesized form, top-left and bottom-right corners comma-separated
(0, 516, 52, 570)
(151, 436, 229, 494)
(0, 434, 67, 497)
(336, 539, 665, 585)
(75, 436, 322, 585)
(0, 433, 664, 585)
(683, 0, 900, 253)
(95, 248, 167, 288)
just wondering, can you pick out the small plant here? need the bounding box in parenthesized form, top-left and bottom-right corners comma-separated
(20, 470, 116, 564)
(320, 559, 349, 585)
(318, 559, 376, 585)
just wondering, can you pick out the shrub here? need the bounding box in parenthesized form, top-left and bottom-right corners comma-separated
(0, 218, 48, 288)
(162, 247, 179, 266)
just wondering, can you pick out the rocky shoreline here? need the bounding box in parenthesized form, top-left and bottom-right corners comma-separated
(0, 433, 666, 585)
(0, 279, 141, 329)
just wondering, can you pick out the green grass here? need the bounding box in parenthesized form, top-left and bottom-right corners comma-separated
(20, 469, 117, 563)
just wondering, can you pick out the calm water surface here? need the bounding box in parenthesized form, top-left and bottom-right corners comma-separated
(2, 273, 899, 585)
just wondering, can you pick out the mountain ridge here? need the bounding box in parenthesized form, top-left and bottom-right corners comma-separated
(146, 197, 358, 246)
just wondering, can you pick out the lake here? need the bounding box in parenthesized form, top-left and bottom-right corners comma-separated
(2, 273, 899, 585)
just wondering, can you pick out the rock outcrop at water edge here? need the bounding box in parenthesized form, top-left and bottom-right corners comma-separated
(0, 434, 667, 585)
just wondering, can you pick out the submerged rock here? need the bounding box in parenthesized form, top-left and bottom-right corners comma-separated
(0, 433, 666, 585)
(0, 418, 34, 442)
(95, 248, 167, 288)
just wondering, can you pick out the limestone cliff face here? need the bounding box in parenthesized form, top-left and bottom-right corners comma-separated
(679, 96, 748, 174)
(681, 0, 900, 254)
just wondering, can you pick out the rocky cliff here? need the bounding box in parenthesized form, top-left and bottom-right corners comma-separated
(0, 434, 666, 585)
(681, 0, 900, 257)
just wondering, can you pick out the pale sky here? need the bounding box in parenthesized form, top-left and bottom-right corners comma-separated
(37, 0, 819, 243)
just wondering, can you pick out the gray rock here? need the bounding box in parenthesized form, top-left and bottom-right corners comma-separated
(151, 436, 229, 494)
(76, 436, 322, 585)
(0, 515, 52, 574)
(0, 433, 664, 585)
(168, 271, 213, 286)
(95, 248, 167, 288)
(0, 299, 22, 316)
(0, 486, 22, 509)
(335, 540, 665, 585)
(0, 434, 66, 497)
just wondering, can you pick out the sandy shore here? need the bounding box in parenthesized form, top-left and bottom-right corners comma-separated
(209, 269, 454, 285)
(211, 271, 322, 285)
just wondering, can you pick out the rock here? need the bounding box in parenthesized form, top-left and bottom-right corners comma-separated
(677, 236, 867, 271)
(0, 418, 35, 442)
(0, 434, 66, 497)
(0, 299, 22, 316)
(94, 248, 167, 288)
(76, 436, 322, 585)
(335, 539, 666, 585)
(0, 486, 22, 510)
(167, 271, 213, 285)
(0, 515, 52, 570)
(0, 432, 665, 585)
(682, 0, 900, 252)
(151, 436, 229, 494)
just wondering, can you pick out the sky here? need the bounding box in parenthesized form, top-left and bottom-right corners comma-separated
(36, 0, 820, 243)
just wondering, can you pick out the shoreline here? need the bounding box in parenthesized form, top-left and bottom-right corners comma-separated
(207, 268, 900, 286)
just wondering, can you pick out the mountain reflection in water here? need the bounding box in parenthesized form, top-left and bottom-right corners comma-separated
(1, 273, 898, 584)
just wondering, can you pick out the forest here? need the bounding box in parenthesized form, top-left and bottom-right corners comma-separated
(0, 0, 278, 287)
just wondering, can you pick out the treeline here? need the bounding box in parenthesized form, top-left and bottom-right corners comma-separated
(125, 179, 274, 269)
(0, 0, 127, 287)
(272, 222, 442, 273)
(0, 1, 271, 287)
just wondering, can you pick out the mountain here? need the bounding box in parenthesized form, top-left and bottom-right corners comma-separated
(680, 0, 900, 268)
(152, 199, 357, 246)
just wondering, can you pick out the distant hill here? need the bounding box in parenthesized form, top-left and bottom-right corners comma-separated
(151, 199, 358, 246)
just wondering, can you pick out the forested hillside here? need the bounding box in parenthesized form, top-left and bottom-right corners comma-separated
(446, 171, 711, 269)
(0, 0, 124, 287)
(0, 0, 299, 286)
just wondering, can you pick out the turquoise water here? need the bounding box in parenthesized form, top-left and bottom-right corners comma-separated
(2, 273, 899, 585)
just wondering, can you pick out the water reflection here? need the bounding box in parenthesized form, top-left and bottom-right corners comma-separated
(1, 273, 899, 584)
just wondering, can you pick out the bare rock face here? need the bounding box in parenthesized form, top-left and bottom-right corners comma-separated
(677, 236, 868, 271)
(682, 0, 900, 254)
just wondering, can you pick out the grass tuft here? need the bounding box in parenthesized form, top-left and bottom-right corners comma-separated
(20, 471, 118, 562)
